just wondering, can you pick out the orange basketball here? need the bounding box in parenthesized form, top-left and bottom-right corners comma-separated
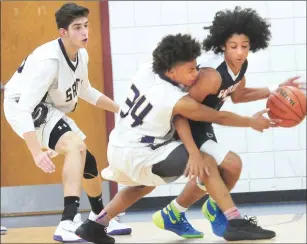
(266, 86, 306, 127)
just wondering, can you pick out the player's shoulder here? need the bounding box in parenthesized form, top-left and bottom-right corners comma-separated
(31, 38, 61, 61)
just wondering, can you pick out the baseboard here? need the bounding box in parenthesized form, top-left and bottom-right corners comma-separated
(127, 189, 307, 212)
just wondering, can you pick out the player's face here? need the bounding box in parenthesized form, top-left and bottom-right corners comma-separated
(66, 17, 89, 49)
(167, 60, 199, 87)
(223, 34, 250, 68)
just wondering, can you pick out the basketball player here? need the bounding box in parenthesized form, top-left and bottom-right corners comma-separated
(153, 6, 306, 240)
(3, 3, 130, 243)
(75, 33, 278, 244)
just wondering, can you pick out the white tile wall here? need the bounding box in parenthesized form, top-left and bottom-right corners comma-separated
(302, 177, 306, 189)
(293, 1, 306, 17)
(270, 19, 294, 46)
(232, 180, 250, 193)
(267, 2, 293, 19)
(294, 18, 306, 44)
(274, 150, 306, 177)
(250, 178, 302, 192)
(295, 45, 306, 71)
(109, 1, 306, 196)
(269, 46, 296, 72)
(134, 1, 161, 27)
(247, 152, 275, 179)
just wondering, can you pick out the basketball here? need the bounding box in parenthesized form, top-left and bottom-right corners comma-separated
(266, 86, 306, 127)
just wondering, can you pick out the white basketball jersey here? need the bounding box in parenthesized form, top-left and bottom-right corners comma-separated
(109, 62, 188, 147)
(5, 38, 89, 113)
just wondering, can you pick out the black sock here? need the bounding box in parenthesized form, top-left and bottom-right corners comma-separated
(88, 193, 104, 215)
(61, 196, 80, 221)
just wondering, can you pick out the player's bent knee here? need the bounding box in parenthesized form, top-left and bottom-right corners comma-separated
(202, 153, 218, 170)
(55, 131, 87, 155)
(220, 151, 242, 175)
(83, 150, 98, 179)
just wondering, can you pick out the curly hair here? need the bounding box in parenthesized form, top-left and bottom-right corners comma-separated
(152, 34, 201, 73)
(203, 6, 271, 54)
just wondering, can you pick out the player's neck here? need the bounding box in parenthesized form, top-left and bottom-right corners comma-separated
(224, 60, 241, 76)
(61, 38, 79, 62)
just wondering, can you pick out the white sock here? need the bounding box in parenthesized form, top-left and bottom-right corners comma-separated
(172, 199, 188, 213)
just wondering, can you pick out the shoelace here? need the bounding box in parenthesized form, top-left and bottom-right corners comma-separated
(244, 215, 260, 228)
(178, 213, 194, 231)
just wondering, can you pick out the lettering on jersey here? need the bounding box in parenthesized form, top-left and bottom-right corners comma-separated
(66, 79, 81, 102)
(217, 81, 241, 102)
(120, 84, 153, 127)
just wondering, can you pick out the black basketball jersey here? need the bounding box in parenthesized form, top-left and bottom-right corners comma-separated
(201, 59, 248, 111)
(189, 58, 248, 144)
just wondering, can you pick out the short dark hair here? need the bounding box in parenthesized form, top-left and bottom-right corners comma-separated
(152, 34, 201, 73)
(55, 3, 89, 29)
(203, 6, 271, 54)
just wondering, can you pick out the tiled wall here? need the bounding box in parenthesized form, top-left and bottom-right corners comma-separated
(108, 1, 306, 197)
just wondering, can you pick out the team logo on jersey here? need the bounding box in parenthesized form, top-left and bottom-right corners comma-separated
(32, 103, 48, 128)
(217, 81, 242, 103)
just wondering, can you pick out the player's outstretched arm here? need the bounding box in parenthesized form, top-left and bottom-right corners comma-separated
(173, 95, 276, 132)
(231, 76, 306, 103)
(79, 79, 119, 113)
(96, 95, 119, 113)
(17, 59, 57, 173)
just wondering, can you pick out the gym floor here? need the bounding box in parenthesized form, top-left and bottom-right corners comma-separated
(1, 201, 306, 243)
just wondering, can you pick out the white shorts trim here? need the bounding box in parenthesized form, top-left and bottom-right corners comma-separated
(199, 139, 229, 165)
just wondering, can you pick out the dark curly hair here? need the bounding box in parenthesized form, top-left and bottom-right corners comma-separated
(152, 34, 201, 73)
(203, 6, 271, 54)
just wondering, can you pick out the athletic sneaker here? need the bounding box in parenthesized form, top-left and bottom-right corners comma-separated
(88, 211, 132, 235)
(53, 213, 85, 243)
(75, 219, 115, 244)
(152, 203, 203, 239)
(202, 197, 227, 237)
(223, 216, 276, 241)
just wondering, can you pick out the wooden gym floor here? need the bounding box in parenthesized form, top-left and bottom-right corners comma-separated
(1, 213, 306, 243)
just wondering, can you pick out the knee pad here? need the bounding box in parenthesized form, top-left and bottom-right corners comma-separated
(83, 150, 98, 179)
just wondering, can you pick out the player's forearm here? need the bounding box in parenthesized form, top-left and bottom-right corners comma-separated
(23, 131, 42, 156)
(174, 116, 199, 154)
(215, 111, 253, 127)
(96, 94, 119, 113)
(234, 87, 270, 103)
(189, 103, 253, 128)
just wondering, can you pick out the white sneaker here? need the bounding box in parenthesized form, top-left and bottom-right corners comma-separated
(88, 211, 132, 235)
(1, 226, 7, 235)
(53, 214, 86, 243)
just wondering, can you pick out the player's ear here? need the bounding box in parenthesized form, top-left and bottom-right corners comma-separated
(165, 68, 175, 78)
(221, 45, 225, 51)
(59, 28, 67, 37)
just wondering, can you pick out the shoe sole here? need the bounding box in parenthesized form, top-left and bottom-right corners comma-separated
(53, 235, 87, 243)
(75, 229, 115, 244)
(108, 228, 132, 235)
(223, 230, 276, 241)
